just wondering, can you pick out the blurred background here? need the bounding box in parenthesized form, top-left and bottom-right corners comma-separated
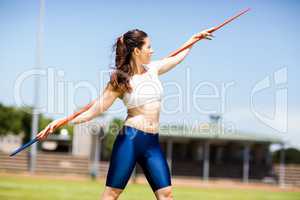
(0, 0, 299, 199)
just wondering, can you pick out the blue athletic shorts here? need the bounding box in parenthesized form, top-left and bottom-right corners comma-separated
(105, 125, 171, 192)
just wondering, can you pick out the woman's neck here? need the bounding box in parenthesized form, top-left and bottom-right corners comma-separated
(130, 60, 146, 75)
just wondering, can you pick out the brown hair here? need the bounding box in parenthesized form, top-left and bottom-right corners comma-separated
(109, 29, 148, 94)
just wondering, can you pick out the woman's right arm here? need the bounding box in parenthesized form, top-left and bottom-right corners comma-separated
(70, 83, 121, 124)
(37, 83, 121, 140)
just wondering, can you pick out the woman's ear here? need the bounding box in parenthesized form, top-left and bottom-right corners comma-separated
(133, 47, 141, 56)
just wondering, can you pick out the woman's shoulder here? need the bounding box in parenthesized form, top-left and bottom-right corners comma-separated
(145, 59, 166, 68)
(105, 82, 124, 98)
(144, 59, 167, 74)
(146, 59, 170, 73)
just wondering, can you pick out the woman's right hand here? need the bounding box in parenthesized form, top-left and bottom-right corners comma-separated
(37, 119, 62, 141)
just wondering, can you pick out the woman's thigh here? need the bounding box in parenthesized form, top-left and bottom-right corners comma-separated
(137, 145, 172, 192)
(105, 133, 137, 190)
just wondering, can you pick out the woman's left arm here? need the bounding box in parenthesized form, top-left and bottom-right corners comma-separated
(157, 28, 214, 76)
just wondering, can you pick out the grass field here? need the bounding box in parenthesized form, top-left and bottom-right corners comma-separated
(0, 174, 299, 200)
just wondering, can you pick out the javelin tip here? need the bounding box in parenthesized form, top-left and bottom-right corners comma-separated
(243, 7, 251, 13)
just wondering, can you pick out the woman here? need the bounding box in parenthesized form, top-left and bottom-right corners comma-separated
(37, 28, 213, 200)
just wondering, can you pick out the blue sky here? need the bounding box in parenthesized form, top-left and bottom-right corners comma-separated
(1, 0, 299, 148)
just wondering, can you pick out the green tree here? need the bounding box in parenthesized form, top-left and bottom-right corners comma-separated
(273, 148, 300, 164)
(0, 103, 23, 136)
(0, 103, 73, 144)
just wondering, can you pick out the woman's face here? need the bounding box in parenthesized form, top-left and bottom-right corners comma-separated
(138, 37, 154, 64)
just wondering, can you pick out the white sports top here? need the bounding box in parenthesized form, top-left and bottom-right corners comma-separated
(121, 60, 165, 109)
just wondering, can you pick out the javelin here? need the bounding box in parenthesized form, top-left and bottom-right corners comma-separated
(168, 8, 250, 57)
(9, 100, 96, 157)
(10, 8, 250, 157)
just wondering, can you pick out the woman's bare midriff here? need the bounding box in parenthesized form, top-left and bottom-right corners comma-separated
(124, 101, 161, 134)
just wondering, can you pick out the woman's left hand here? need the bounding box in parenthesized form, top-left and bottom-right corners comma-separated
(191, 28, 215, 41)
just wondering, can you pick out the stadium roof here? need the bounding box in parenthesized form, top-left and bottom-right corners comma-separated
(93, 116, 283, 143)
